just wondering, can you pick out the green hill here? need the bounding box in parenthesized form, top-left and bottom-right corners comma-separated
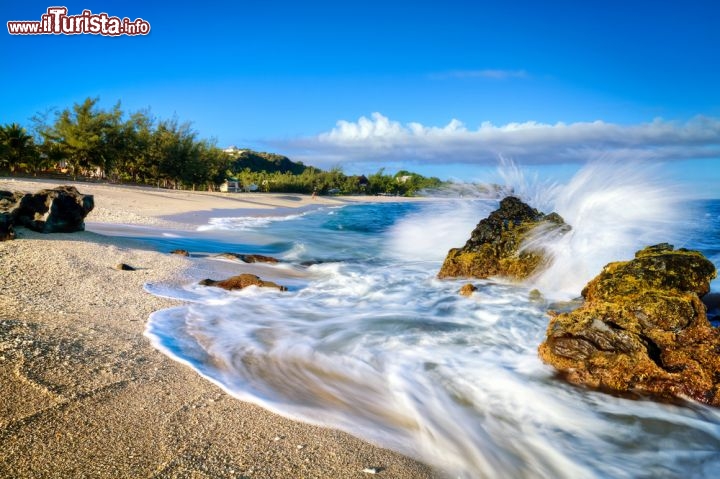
(229, 149, 313, 175)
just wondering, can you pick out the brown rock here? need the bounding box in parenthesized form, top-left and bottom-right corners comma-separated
(169, 249, 190, 256)
(115, 263, 136, 271)
(199, 273, 287, 291)
(438, 196, 569, 280)
(539, 243, 720, 406)
(459, 284, 478, 297)
(238, 254, 280, 264)
(214, 252, 280, 264)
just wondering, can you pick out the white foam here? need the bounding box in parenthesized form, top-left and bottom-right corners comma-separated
(197, 212, 308, 232)
(526, 160, 690, 298)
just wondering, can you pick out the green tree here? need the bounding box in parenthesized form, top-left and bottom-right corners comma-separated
(45, 97, 123, 178)
(0, 123, 36, 173)
(110, 110, 155, 183)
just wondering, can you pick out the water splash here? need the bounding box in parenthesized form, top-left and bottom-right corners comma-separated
(386, 199, 494, 262)
(499, 159, 692, 298)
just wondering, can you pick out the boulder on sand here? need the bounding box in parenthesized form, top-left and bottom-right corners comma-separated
(16, 185, 94, 233)
(539, 243, 720, 406)
(438, 196, 569, 280)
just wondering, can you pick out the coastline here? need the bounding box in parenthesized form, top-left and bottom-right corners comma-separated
(0, 179, 441, 478)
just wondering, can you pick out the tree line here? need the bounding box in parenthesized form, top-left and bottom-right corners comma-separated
(0, 97, 446, 195)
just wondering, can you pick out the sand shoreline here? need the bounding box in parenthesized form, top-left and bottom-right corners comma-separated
(0, 178, 442, 478)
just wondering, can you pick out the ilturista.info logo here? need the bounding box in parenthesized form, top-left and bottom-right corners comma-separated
(7, 7, 150, 36)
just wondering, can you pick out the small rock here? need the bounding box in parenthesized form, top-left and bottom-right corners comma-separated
(363, 467, 382, 474)
(238, 254, 280, 264)
(528, 289, 543, 302)
(214, 252, 280, 264)
(459, 283, 477, 297)
(169, 249, 190, 256)
(199, 273, 287, 291)
(115, 263, 136, 271)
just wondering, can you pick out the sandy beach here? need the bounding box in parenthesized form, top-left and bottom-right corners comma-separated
(0, 178, 440, 478)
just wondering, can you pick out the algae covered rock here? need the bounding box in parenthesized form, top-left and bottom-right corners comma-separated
(539, 243, 720, 406)
(438, 196, 569, 280)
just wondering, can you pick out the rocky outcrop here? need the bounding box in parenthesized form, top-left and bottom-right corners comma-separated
(539, 244, 720, 406)
(438, 196, 569, 280)
(199, 273, 287, 291)
(17, 186, 94, 233)
(0, 186, 94, 240)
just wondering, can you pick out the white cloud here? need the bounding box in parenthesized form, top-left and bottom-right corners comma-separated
(279, 113, 720, 167)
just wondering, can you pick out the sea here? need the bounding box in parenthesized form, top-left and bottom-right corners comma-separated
(126, 162, 719, 478)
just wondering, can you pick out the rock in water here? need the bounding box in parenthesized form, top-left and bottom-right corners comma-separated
(539, 243, 720, 406)
(438, 196, 569, 280)
(16, 185, 94, 233)
(214, 252, 280, 264)
(459, 283, 478, 297)
(237, 254, 280, 264)
(199, 273, 287, 291)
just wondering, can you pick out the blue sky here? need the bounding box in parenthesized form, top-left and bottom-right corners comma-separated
(1, 1, 719, 192)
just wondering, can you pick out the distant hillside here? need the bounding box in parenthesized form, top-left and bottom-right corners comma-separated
(228, 149, 314, 174)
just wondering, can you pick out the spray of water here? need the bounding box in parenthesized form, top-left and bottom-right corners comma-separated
(498, 159, 692, 298)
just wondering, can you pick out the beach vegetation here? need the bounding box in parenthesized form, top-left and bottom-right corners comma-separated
(1, 97, 448, 195)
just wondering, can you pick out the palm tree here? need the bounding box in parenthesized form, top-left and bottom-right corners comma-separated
(0, 123, 35, 173)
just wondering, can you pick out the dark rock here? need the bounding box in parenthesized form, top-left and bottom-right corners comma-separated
(438, 196, 569, 280)
(16, 186, 94, 233)
(539, 244, 720, 406)
(115, 263, 136, 271)
(170, 249, 190, 256)
(300, 260, 325, 267)
(459, 283, 477, 297)
(0, 190, 24, 211)
(0, 212, 16, 241)
(214, 252, 280, 264)
(238, 254, 280, 264)
(199, 273, 287, 291)
(0, 190, 24, 241)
